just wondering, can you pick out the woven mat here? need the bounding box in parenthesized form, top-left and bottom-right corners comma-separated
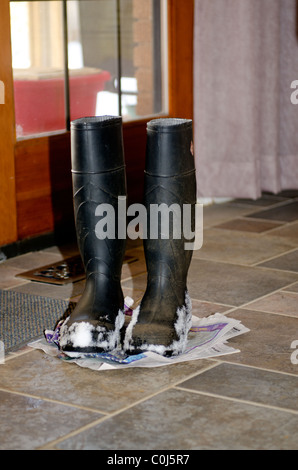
(0, 290, 74, 352)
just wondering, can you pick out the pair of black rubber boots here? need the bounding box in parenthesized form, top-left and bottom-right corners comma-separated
(59, 115, 196, 357)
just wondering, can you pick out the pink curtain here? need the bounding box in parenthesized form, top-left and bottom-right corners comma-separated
(193, 0, 298, 198)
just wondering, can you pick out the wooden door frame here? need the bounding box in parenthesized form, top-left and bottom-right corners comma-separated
(0, 0, 17, 246)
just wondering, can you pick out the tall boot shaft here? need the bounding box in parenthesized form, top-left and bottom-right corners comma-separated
(124, 118, 197, 357)
(145, 118, 195, 177)
(60, 116, 127, 354)
(71, 116, 126, 283)
(71, 115, 125, 173)
(144, 118, 196, 298)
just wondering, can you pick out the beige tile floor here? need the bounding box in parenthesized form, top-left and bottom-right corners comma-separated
(1, 194, 298, 450)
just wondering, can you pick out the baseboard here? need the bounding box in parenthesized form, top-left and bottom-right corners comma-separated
(0, 230, 76, 262)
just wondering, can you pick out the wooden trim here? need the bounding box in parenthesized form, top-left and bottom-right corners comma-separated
(0, 0, 17, 246)
(14, 121, 148, 239)
(168, 0, 194, 119)
(14, 133, 74, 239)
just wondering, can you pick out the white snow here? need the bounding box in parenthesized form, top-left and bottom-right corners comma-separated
(123, 291, 192, 356)
(59, 309, 125, 352)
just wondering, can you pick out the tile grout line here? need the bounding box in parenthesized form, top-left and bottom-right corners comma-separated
(0, 385, 108, 416)
(193, 250, 298, 271)
(37, 361, 222, 450)
(174, 386, 298, 416)
(259, 219, 298, 237)
(250, 246, 298, 267)
(0, 359, 218, 413)
(4, 347, 38, 362)
(121, 270, 148, 283)
(231, 198, 297, 211)
(121, 270, 147, 283)
(240, 307, 298, 320)
(228, 278, 298, 313)
(283, 287, 298, 293)
(191, 254, 298, 272)
(202, 200, 295, 229)
(216, 358, 298, 378)
(43, 359, 298, 450)
(202, 203, 285, 228)
(250, 266, 298, 275)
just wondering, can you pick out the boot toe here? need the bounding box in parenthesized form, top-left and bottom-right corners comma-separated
(59, 312, 124, 355)
(124, 322, 188, 357)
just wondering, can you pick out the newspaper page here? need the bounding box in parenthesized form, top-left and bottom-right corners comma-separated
(28, 309, 249, 371)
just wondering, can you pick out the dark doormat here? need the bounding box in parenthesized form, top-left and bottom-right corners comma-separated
(15, 254, 138, 285)
(0, 290, 75, 353)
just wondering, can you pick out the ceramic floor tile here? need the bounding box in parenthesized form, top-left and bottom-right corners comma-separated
(283, 282, 298, 293)
(122, 272, 148, 293)
(0, 389, 101, 450)
(266, 221, 298, 245)
(191, 299, 231, 317)
(246, 291, 298, 317)
(202, 203, 259, 228)
(0, 349, 213, 413)
(122, 288, 231, 316)
(2, 193, 298, 451)
(122, 259, 298, 307)
(192, 228, 294, 265)
(187, 259, 298, 306)
(121, 258, 147, 281)
(246, 200, 298, 222)
(0, 264, 29, 289)
(56, 388, 298, 450)
(222, 309, 298, 374)
(257, 249, 298, 272)
(180, 362, 298, 411)
(232, 195, 286, 207)
(213, 218, 283, 233)
(8, 280, 82, 301)
(3, 251, 63, 270)
(8, 281, 73, 300)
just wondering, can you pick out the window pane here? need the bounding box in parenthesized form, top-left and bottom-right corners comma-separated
(10, 1, 67, 138)
(124, 0, 168, 120)
(68, 0, 168, 121)
(67, 0, 118, 120)
(10, 0, 168, 139)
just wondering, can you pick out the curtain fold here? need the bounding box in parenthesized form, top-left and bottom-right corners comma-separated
(193, 0, 298, 198)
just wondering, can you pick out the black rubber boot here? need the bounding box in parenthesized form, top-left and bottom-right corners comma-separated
(124, 118, 196, 357)
(60, 116, 127, 355)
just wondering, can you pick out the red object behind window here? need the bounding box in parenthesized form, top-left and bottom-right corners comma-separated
(14, 70, 111, 137)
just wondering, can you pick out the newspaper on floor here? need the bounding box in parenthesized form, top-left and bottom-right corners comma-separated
(28, 299, 250, 370)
